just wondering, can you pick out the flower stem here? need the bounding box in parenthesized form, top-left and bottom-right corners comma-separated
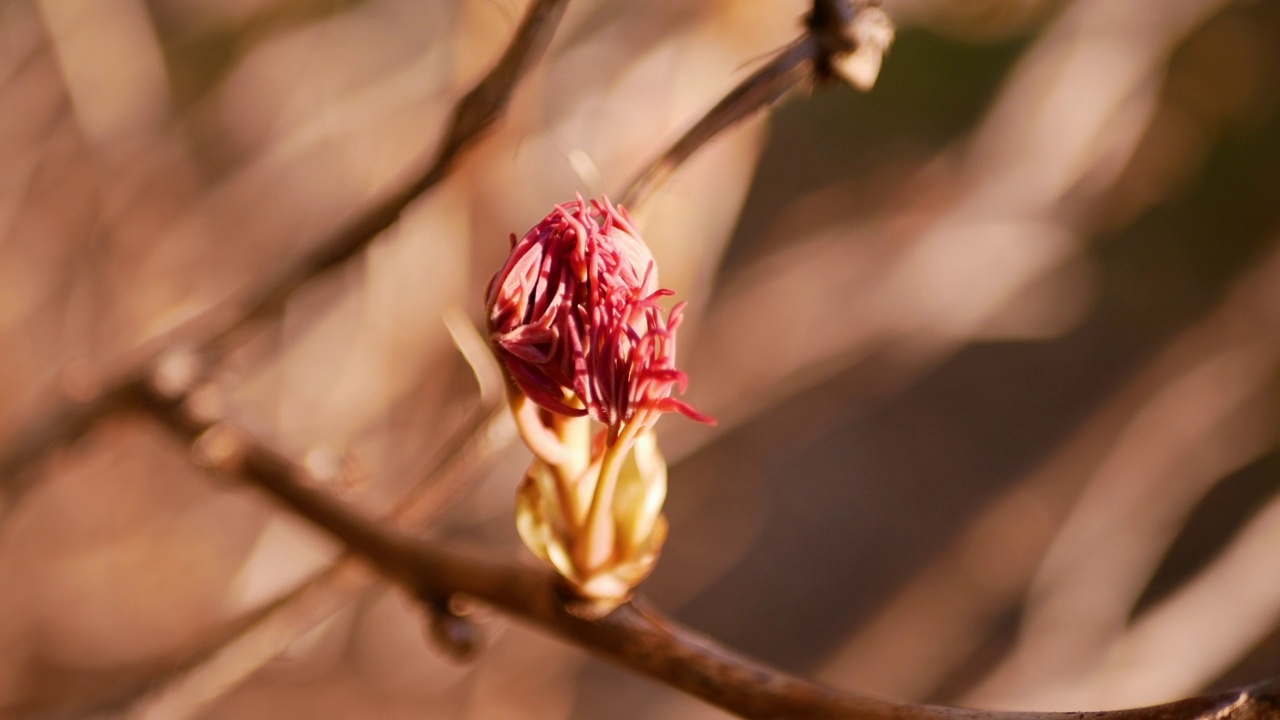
(576, 423, 640, 572)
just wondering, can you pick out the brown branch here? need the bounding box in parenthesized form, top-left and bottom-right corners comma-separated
(120, 371, 1280, 720)
(0, 0, 569, 520)
(105, 412, 513, 720)
(619, 0, 886, 208)
(618, 37, 816, 209)
(199, 0, 571, 352)
(0, 371, 150, 522)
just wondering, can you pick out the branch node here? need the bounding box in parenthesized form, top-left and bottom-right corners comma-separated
(303, 445, 365, 492)
(836, 5, 895, 90)
(809, 0, 895, 90)
(150, 347, 203, 400)
(185, 383, 228, 426)
(422, 593, 482, 663)
(192, 424, 247, 472)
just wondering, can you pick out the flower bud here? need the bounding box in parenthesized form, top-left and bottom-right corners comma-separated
(486, 195, 709, 431)
(486, 195, 710, 613)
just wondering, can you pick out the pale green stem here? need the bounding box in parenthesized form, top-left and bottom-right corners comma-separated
(547, 412, 591, 526)
(575, 422, 641, 573)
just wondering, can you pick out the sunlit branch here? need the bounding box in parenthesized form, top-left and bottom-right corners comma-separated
(90, 408, 513, 720)
(620, 0, 891, 208)
(124, 371, 1280, 720)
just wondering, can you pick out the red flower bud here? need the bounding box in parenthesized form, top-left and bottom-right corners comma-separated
(486, 196, 711, 430)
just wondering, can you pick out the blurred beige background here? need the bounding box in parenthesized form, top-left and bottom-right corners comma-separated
(1, 0, 1279, 718)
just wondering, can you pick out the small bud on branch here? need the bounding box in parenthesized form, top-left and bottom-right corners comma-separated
(486, 196, 710, 613)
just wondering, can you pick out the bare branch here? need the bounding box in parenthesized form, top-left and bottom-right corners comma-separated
(209, 463, 1280, 718)
(0, 370, 149, 521)
(105, 411, 514, 720)
(107, 409, 512, 717)
(620, 0, 891, 208)
(199, 0, 571, 352)
(120, 370, 1280, 720)
(618, 38, 815, 209)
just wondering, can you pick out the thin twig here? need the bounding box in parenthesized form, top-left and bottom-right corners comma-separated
(0, 0, 570, 520)
(0, 371, 149, 522)
(68, 322, 509, 718)
(618, 38, 816, 209)
(101, 409, 514, 720)
(33, 324, 506, 718)
(200, 0, 571, 353)
(620, 0, 884, 208)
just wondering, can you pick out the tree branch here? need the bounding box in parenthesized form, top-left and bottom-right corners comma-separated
(0, 0, 570, 520)
(199, 0, 571, 352)
(120, 372, 1280, 720)
(620, 0, 888, 208)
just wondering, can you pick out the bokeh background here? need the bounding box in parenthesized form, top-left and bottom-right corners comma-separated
(2, 0, 1280, 718)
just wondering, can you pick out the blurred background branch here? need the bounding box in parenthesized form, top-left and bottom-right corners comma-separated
(0, 0, 568, 521)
